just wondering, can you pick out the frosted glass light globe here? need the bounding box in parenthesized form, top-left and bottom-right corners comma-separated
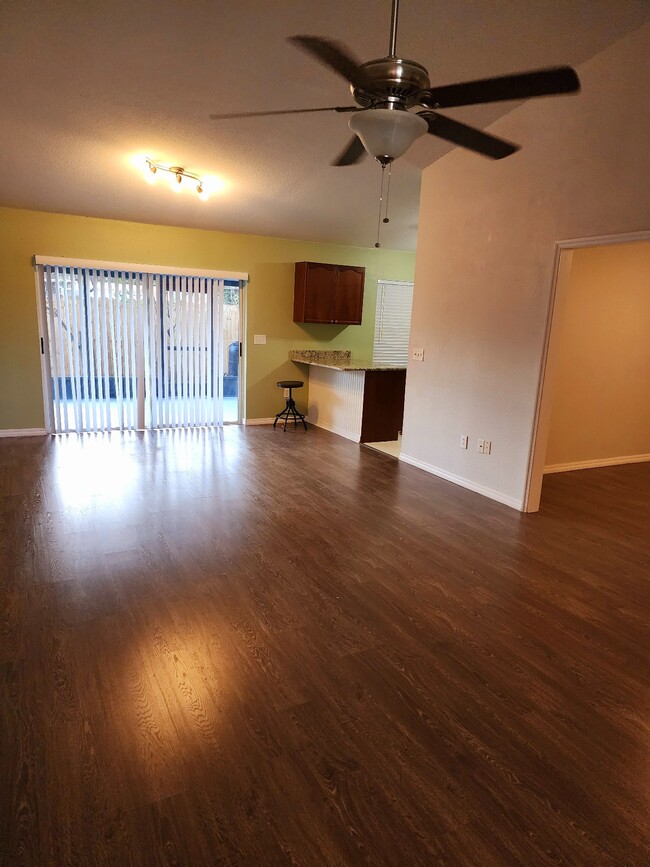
(349, 109, 428, 161)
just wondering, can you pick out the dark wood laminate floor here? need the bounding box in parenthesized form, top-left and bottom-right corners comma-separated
(1, 427, 649, 866)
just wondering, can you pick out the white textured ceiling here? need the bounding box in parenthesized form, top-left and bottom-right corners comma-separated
(0, 0, 648, 251)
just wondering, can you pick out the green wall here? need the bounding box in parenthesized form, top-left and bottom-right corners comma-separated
(0, 207, 415, 428)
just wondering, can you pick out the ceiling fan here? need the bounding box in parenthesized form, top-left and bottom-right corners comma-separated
(210, 0, 580, 167)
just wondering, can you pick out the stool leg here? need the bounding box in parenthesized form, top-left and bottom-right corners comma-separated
(283, 388, 292, 432)
(288, 395, 307, 430)
(273, 386, 307, 431)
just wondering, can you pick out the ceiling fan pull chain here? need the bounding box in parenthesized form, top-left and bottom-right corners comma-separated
(375, 163, 387, 248)
(383, 162, 392, 225)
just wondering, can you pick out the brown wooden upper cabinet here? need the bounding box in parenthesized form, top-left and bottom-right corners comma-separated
(293, 262, 365, 325)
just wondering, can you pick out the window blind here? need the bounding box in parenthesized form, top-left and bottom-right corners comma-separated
(372, 280, 414, 365)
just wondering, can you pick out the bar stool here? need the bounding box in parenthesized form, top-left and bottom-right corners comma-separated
(274, 380, 307, 431)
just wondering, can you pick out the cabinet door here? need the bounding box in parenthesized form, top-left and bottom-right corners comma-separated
(303, 263, 337, 322)
(332, 266, 365, 324)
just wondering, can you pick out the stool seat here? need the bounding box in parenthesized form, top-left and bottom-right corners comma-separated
(273, 380, 307, 432)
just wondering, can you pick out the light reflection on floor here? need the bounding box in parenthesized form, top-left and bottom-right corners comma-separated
(52, 433, 141, 509)
(40, 427, 247, 588)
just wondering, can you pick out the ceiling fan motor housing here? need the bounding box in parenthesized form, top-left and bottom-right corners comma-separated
(352, 57, 431, 107)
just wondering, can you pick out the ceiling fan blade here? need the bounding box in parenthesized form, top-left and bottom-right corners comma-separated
(288, 35, 371, 90)
(419, 111, 520, 159)
(418, 66, 580, 109)
(331, 135, 367, 166)
(210, 105, 358, 120)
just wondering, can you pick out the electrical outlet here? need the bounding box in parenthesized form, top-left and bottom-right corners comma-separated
(477, 439, 492, 455)
(411, 347, 425, 362)
(460, 435, 468, 449)
(253, 334, 266, 345)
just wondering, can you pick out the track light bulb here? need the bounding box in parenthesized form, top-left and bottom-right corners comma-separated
(144, 160, 157, 184)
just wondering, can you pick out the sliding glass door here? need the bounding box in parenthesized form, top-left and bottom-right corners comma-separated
(36, 261, 244, 433)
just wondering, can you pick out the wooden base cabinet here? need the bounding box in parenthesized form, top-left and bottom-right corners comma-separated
(360, 370, 406, 443)
(293, 261, 365, 325)
(304, 366, 406, 444)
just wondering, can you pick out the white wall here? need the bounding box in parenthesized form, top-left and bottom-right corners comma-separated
(401, 22, 650, 510)
(545, 241, 650, 470)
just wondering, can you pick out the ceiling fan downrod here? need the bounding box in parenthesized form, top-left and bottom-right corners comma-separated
(389, 0, 400, 57)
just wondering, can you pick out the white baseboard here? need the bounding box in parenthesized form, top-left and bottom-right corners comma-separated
(243, 417, 276, 426)
(399, 452, 523, 511)
(544, 453, 650, 474)
(306, 417, 361, 443)
(0, 428, 47, 438)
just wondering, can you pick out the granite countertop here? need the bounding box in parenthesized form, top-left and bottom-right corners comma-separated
(289, 350, 406, 372)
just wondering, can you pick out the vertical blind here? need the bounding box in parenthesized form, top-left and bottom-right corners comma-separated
(43, 265, 144, 433)
(372, 280, 414, 365)
(148, 274, 222, 429)
(38, 261, 244, 433)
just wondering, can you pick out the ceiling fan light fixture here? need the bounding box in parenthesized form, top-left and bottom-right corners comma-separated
(348, 108, 428, 162)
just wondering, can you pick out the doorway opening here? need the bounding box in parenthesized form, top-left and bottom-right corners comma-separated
(526, 231, 650, 511)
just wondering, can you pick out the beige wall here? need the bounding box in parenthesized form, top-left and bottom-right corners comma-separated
(401, 22, 650, 510)
(545, 241, 650, 468)
(0, 207, 414, 429)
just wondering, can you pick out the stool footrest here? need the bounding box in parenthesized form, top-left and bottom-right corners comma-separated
(273, 397, 307, 432)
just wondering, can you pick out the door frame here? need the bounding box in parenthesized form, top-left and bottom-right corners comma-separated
(235, 279, 247, 424)
(523, 228, 650, 513)
(33, 262, 55, 433)
(221, 278, 246, 425)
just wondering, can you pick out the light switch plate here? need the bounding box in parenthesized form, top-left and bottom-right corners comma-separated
(253, 334, 266, 345)
(412, 347, 425, 362)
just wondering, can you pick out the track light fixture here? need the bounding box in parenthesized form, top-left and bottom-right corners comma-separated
(145, 158, 208, 199)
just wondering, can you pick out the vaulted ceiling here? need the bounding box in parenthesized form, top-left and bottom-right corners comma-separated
(1, 1, 647, 251)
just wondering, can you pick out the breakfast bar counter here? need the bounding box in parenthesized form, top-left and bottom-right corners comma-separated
(289, 350, 406, 443)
